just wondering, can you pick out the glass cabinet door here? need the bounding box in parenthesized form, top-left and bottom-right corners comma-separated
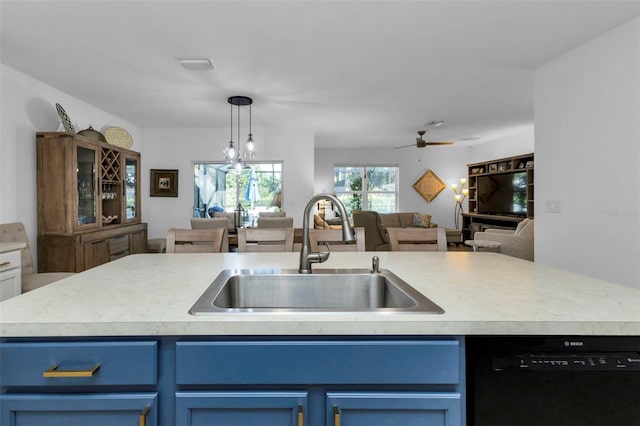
(124, 154, 140, 222)
(76, 145, 97, 227)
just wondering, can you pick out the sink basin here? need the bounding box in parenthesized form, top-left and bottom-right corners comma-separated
(189, 268, 444, 314)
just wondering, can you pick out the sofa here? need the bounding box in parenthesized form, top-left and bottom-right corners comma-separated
(379, 212, 437, 229)
(353, 211, 463, 250)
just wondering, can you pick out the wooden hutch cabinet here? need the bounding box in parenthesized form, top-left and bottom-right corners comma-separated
(36, 132, 147, 272)
(462, 153, 534, 240)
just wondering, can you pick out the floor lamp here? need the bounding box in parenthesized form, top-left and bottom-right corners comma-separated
(451, 178, 468, 230)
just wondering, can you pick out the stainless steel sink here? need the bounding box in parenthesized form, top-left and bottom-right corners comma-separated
(189, 268, 444, 314)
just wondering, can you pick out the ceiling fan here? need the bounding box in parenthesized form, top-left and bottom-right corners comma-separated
(394, 130, 454, 149)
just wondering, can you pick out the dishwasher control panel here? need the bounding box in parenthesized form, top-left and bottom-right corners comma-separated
(493, 352, 640, 371)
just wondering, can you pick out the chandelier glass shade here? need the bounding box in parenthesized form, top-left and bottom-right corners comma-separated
(223, 96, 256, 170)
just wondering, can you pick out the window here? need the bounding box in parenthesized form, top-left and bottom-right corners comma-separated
(194, 162, 283, 221)
(334, 166, 398, 216)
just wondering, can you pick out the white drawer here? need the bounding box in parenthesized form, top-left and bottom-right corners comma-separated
(0, 250, 21, 273)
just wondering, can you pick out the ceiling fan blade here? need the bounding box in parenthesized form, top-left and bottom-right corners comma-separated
(393, 144, 416, 149)
(425, 141, 454, 146)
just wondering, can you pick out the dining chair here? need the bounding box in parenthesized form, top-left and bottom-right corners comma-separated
(166, 228, 226, 253)
(387, 226, 447, 252)
(190, 218, 230, 252)
(0, 222, 75, 293)
(258, 211, 286, 217)
(309, 227, 365, 252)
(256, 217, 294, 228)
(237, 227, 294, 252)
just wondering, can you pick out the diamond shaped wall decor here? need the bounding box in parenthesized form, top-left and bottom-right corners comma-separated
(412, 169, 446, 203)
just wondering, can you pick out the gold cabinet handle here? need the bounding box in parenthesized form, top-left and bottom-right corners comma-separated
(297, 404, 304, 426)
(0, 261, 10, 267)
(139, 406, 150, 426)
(43, 363, 100, 378)
(333, 406, 341, 426)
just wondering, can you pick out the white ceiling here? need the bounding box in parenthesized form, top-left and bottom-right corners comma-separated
(2, 0, 639, 149)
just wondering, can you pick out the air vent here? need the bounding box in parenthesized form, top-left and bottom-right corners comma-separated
(177, 58, 214, 70)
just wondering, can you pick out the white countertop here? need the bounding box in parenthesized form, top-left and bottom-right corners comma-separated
(0, 242, 26, 254)
(1, 252, 638, 337)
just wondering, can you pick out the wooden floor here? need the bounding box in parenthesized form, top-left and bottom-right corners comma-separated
(447, 243, 472, 252)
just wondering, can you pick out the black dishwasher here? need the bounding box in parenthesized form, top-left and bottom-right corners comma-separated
(466, 336, 640, 426)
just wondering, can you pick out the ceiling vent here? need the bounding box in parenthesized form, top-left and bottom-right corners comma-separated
(177, 58, 214, 70)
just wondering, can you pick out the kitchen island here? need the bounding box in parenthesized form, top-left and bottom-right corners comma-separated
(1, 252, 638, 336)
(1, 252, 638, 425)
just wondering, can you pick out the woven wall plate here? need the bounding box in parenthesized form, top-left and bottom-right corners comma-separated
(55, 103, 75, 133)
(104, 126, 133, 149)
(412, 169, 446, 203)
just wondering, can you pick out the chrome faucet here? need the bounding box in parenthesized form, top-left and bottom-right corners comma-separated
(371, 256, 380, 274)
(299, 194, 355, 273)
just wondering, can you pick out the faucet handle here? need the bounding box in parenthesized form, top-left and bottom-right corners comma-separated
(312, 251, 330, 264)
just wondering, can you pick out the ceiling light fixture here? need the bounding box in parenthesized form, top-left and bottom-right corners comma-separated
(177, 58, 214, 70)
(223, 96, 256, 172)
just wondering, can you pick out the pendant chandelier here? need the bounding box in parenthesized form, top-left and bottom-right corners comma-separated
(223, 96, 256, 171)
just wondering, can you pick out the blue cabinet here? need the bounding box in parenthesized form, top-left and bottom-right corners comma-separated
(1, 393, 157, 426)
(176, 391, 307, 426)
(176, 340, 460, 385)
(1, 337, 465, 425)
(327, 392, 461, 426)
(0, 341, 158, 426)
(175, 339, 464, 426)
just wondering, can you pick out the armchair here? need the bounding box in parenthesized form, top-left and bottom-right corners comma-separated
(474, 218, 534, 261)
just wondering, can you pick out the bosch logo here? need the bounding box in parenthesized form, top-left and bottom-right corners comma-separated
(564, 341, 584, 347)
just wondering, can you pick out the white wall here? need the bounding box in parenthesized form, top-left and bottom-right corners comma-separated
(534, 18, 640, 288)
(315, 129, 534, 230)
(0, 64, 141, 266)
(467, 127, 535, 164)
(142, 127, 314, 238)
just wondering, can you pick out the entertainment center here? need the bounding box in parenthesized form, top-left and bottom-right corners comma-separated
(462, 153, 534, 240)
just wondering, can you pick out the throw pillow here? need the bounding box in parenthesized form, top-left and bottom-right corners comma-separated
(411, 213, 432, 228)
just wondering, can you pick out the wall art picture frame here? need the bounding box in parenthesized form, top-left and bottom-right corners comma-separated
(150, 169, 178, 197)
(412, 169, 446, 203)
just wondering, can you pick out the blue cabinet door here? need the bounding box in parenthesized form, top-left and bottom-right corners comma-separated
(326, 392, 462, 426)
(176, 391, 308, 426)
(0, 393, 157, 426)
